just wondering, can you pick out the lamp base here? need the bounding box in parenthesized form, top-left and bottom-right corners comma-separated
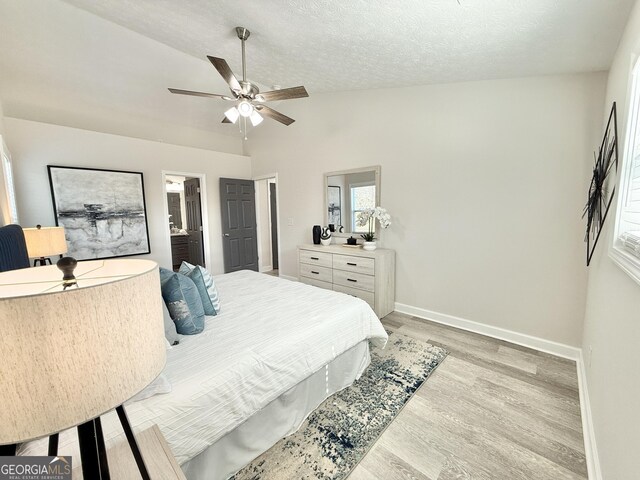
(75, 405, 150, 480)
(0, 443, 17, 456)
(34, 257, 52, 267)
(56, 257, 78, 290)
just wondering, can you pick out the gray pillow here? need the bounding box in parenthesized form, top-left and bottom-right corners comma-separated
(162, 300, 180, 346)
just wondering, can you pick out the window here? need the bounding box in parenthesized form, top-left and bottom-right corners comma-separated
(351, 183, 376, 233)
(612, 58, 640, 284)
(0, 136, 18, 225)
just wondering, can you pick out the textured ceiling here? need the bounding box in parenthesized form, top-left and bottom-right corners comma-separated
(0, 0, 635, 148)
(63, 0, 635, 90)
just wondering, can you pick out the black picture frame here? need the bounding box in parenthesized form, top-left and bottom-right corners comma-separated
(48, 165, 151, 261)
(327, 185, 341, 226)
(584, 102, 618, 266)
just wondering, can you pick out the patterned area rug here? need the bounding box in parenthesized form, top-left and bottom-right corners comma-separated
(231, 332, 448, 480)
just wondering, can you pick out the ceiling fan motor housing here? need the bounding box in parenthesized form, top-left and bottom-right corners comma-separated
(240, 81, 259, 98)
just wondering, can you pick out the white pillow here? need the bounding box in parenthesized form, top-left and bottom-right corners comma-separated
(127, 374, 172, 403)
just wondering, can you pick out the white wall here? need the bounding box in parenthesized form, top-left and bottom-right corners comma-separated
(255, 178, 273, 271)
(582, 1, 640, 477)
(5, 118, 251, 273)
(247, 73, 606, 347)
(0, 101, 9, 226)
(0, 102, 5, 136)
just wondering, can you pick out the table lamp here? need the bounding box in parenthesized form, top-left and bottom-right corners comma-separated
(0, 259, 166, 480)
(23, 225, 67, 266)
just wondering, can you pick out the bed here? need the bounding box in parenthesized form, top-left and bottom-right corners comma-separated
(20, 269, 388, 479)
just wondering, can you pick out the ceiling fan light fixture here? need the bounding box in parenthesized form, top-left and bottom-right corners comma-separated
(224, 106, 240, 123)
(237, 100, 254, 117)
(249, 110, 263, 127)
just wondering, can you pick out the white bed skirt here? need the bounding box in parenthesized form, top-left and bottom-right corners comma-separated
(181, 340, 371, 480)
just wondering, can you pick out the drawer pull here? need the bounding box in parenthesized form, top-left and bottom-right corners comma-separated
(347, 278, 357, 283)
(310, 256, 319, 260)
(347, 262, 357, 266)
(311, 271, 320, 275)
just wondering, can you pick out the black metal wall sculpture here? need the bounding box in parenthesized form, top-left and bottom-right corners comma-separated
(583, 102, 618, 266)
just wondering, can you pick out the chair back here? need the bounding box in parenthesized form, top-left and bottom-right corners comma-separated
(0, 224, 30, 272)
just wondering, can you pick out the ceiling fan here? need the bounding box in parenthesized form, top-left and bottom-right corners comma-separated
(168, 27, 308, 129)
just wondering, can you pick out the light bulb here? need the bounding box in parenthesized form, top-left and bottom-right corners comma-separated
(224, 107, 239, 124)
(249, 110, 263, 126)
(237, 100, 254, 117)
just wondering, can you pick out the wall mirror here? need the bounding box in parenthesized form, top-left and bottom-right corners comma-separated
(324, 166, 381, 236)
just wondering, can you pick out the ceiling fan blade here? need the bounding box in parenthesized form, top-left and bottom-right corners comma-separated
(256, 105, 295, 126)
(221, 116, 232, 123)
(168, 88, 234, 100)
(255, 86, 309, 102)
(207, 56, 242, 93)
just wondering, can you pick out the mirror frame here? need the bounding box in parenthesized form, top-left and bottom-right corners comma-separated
(324, 165, 381, 237)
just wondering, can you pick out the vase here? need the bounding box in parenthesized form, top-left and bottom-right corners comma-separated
(312, 225, 321, 245)
(362, 241, 377, 251)
(320, 237, 331, 246)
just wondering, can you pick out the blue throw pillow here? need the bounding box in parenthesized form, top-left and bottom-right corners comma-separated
(179, 262, 220, 315)
(159, 267, 205, 335)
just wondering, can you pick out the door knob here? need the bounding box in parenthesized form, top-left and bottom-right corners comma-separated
(223, 233, 230, 237)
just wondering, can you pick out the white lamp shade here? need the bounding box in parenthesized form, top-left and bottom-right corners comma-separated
(0, 259, 165, 444)
(249, 110, 263, 127)
(237, 100, 253, 117)
(224, 106, 240, 124)
(23, 226, 67, 258)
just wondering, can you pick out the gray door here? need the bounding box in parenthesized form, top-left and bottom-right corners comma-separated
(269, 182, 279, 270)
(184, 177, 205, 267)
(220, 178, 258, 272)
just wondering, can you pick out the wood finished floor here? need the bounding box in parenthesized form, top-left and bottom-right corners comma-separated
(348, 312, 587, 480)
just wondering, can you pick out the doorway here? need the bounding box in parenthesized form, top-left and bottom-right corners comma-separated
(254, 175, 280, 276)
(164, 173, 207, 271)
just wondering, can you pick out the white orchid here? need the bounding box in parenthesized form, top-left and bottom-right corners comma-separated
(357, 207, 391, 241)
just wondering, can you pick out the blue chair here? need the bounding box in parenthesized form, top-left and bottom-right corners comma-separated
(0, 224, 30, 272)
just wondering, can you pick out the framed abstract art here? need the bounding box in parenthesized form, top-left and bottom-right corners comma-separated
(583, 102, 618, 266)
(48, 166, 151, 260)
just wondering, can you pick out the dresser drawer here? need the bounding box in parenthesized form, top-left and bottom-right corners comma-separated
(171, 235, 189, 245)
(299, 263, 333, 283)
(333, 284, 375, 310)
(299, 249, 333, 268)
(333, 254, 375, 275)
(300, 276, 333, 291)
(172, 244, 189, 255)
(332, 269, 375, 292)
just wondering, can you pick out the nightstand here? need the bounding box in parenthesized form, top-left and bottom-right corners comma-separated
(73, 425, 185, 479)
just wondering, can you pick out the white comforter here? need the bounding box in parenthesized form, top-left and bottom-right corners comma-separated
(21, 270, 388, 465)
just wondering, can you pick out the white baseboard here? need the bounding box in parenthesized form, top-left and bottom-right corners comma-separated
(259, 265, 273, 273)
(280, 274, 298, 282)
(394, 301, 601, 479)
(577, 352, 602, 480)
(394, 302, 581, 361)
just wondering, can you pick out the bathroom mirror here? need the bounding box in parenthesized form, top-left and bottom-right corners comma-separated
(324, 166, 381, 236)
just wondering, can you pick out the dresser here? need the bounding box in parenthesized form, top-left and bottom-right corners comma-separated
(297, 244, 395, 318)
